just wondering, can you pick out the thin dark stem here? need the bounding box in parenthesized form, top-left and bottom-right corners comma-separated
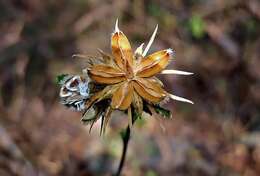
(114, 125, 130, 176)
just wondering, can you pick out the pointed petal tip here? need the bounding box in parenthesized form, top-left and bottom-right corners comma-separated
(188, 100, 194, 104)
(72, 54, 79, 58)
(169, 94, 194, 104)
(114, 18, 120, 33)
(155, 24, 158, 30)
(161, 69, 194, 75)
(142, 24, 159, 57)
(72, 54, 89, 59)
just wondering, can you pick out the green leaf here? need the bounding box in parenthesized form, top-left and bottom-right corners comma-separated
(56, 74, 69, 85)
(153, 105, 172, 119)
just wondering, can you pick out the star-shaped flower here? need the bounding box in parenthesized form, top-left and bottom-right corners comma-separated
(58, 19, 193, 133)
(79, 20, 193, 129)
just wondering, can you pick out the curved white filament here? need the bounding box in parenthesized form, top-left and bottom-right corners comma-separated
(142, 24, 158, 57)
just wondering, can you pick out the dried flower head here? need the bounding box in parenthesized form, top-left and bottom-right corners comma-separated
(58, 19, 193, 133)
(58, 74, 90, 111)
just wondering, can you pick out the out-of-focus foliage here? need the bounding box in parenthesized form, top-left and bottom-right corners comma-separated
(0, 0, 259, 175)
(189, 15, 205, 39)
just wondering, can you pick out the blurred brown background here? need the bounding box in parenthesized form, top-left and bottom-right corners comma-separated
(0, 0, 260, 176)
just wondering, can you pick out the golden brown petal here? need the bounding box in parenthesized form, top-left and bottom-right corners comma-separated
(111, 81, 133, 110)
(89, 74, 126, 84)
(85, 86, 109, 110)
(88, 65, 126, 84)
(102, 106, 113, 134)
(132, 91, 143, 115)
(137, 49, 173, 77)
(85, 84, 120, 110)
(133, 79, 165, 103)
(136, 77, 166, 96)
(111, 30, 133, 70)
(89, 65, 125, 77)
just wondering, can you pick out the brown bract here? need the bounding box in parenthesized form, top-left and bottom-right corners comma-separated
(86, 24, 173, 118)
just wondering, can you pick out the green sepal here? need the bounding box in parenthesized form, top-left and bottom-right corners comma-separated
(132, 107, 142, 124)
(143, 101, 152, 116)
(153, 105, 172, 119)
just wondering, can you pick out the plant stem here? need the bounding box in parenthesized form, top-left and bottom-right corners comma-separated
(114, 125, 130, 176)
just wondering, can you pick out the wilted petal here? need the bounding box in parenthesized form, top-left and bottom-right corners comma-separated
(168, 93, 194, 104)
(137, 49, 174, 77)
(111, 20, 133, 70)
(111, 82, 133, 110)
